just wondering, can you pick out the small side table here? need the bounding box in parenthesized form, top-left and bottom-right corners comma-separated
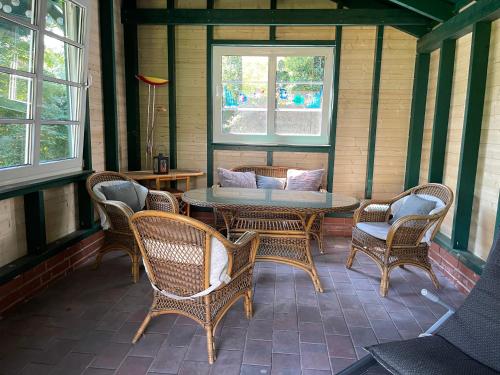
(122, 169, 204, 216)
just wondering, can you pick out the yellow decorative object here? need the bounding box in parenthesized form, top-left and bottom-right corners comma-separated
(135, 74, 169, 86)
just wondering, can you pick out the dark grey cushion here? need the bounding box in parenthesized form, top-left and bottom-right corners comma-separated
(389, 194, 436, 224)
(366, 335, 498, 375)
(436, 233, 500, 372)
(256, 175, 286, 190)
(101, 181, 142, 212)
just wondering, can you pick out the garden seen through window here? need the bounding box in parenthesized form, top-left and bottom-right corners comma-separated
(0, 0, 88, 184)
(213, 46, 334, 146)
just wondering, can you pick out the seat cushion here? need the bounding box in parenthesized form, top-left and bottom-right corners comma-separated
(356, 222, 392, 241)
(285, 169, 324, 191)
(388, 194, 436, 224)
(218, 168, 257, 188)
(366, 335, 498, 375)
(256, 175, 286, 190)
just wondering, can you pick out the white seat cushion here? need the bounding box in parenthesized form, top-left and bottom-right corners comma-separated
(356, 222, 392, 241)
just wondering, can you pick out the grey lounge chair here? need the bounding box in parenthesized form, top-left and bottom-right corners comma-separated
(338, 231, 500, 375)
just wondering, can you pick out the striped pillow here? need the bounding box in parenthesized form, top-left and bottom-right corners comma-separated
(285, 169, 324, 191)
(217, 168, 257, 188)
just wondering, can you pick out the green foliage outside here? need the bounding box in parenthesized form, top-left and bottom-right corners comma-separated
(0, 16, 76, 169)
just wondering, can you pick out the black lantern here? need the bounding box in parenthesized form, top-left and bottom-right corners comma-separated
(153, 153, 169, 174)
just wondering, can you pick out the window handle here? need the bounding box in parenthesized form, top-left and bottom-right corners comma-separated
(84, 73, 93, 89)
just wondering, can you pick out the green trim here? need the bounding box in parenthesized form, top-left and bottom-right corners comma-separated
(266, 151, 273, 167)
(434, 232, 485, 275)
(211, 40, 336, 46)
(0, 171, 93, 201)
(122, 8, 432, 26)
(325, 211, 354, 218)
(451, 22, 492, 251)
(327, 26, 342, 193)
(428, 39, 456, 183)
(167, 0, 177, 169)
(206, 0, 214, 187)
(365, 26, 384, 199)
(78, 95, 94, 229)
(0, 226, 101, 285)
(385, 0, 454, 22)
(82, 95, 92, 171)
(417, 0, 500, 53)
(24, 191, 46, 255)
(269, 0, 277, 40)
(99, 0, 119, 171)
(123, 0, 141, 171)
(212, 143, 330, 153)
(404, 52, 430, 189)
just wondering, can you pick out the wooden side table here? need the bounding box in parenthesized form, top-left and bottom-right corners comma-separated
(122, 169, 204, 216)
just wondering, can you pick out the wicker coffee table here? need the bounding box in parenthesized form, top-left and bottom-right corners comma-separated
(183, 187, 359, 292)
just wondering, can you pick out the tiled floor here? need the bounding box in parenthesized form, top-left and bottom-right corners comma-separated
(0, 236, 466, 375)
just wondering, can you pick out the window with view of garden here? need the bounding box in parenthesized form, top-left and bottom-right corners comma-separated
(0, 0, 88, 184)
(213, 46, 334, 146)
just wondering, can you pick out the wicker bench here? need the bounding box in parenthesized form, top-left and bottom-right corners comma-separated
(214, 165, 327, 253)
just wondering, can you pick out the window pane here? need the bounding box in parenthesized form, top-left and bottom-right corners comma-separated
(0, 0, 35, 23)
(46, 0, 84, 43)
(41, 81, 79, 121)
(221, 55, 268, 135)
(0, 124, 30, 168)
(275, 56, 325, 136)
(40, 124, 76, 162)
(0, 72, 33, 119)
(43, 35, 82, 82)
(0, 18, 35, 72)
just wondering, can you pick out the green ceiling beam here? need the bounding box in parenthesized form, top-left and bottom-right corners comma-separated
(418, 0, 500, 53)
(386, 0, 454, 22)
(122, 8, 431, 26)
(451, 22, 491, 251)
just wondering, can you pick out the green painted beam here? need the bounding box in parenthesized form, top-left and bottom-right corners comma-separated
(99, 0, 119, 171)
(418, 0, 500, 53)
(386, 0, 454, 22)
(122, 8, 432, 26)
(339, 0, 433, 38)
(206, 0, 214, 187)
(167, 0, 177, 169)
(365, 26, 384, 199)
(212, 39, 336, 46)
(123, 0, 141, 171)
(428, 39, 456, 183)
(212, 144, 331, 153)
(78, 95, 94, 229)
(266, 151, 273, 167)
(327, 26, 342, 193)
(404, 52, 430, 190)
(270, 0, 277, 40)
(451, 21, 491, 251)
(24, 191, 46, 255)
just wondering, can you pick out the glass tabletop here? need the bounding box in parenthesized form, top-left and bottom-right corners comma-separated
(182, 187, 359, 213)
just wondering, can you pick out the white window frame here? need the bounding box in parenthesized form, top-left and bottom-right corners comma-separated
(212, 45, 334, 146)
(0, 0, 90, 186)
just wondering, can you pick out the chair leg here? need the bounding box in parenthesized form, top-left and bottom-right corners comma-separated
(132, 312, 152, 343)
(346, 246, 357, 269)
(380, 267, 390, 297)
(206, 326, 216, 364)
(131, 253, 140, 283)
(244, 289, 253, 319)
(318, 231, 325, 255)
(428, 267, 440, 290)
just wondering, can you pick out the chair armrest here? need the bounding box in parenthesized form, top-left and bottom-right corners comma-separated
(419, 289, 455, 336)
(354, 200, 393, 224)
(386, 213, 441, 247)
(146, 190, 179, 213)
(218, 231, 260, 277)
(101, 200, 134, 233)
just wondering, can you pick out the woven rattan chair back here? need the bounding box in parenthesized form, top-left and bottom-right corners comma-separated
(130, 211, 216, 297)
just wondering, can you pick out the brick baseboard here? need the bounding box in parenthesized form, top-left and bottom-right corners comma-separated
(428, 242, 479, 294)
(0, 231, 104, 316)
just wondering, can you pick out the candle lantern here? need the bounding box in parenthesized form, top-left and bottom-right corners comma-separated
(153, 153, 169, 175)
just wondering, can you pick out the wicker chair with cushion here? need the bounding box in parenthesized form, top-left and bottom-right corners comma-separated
(338, 231, 500, 375)
(347, 183, 453, 296)
(86, 171, 179, 282)
(214, 165, 327, 253)
(129, 211, 259, 363)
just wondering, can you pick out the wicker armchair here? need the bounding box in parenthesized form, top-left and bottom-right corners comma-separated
(214, 165, 327, 253)
(86, 171, 179, 282)
(346, 183, 453, 296)
(129, 211, 260, 363)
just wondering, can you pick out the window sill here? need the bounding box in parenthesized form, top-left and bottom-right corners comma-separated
(0, 170, 93, 201)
